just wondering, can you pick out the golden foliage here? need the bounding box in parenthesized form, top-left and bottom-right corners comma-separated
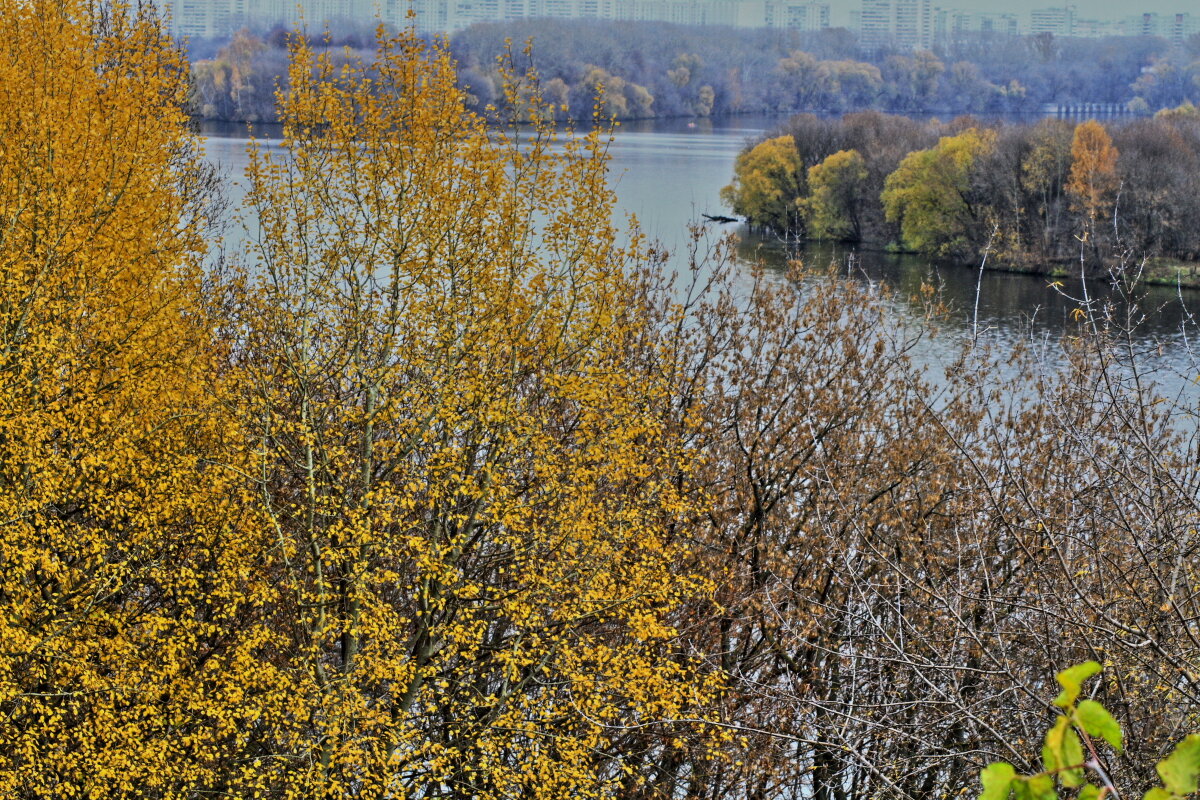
(881, 127, 994, 256)
(225, 24, 718, 798)
(0, 1, 271, 796)
(6, 6, 1200, 800)
(1066, 119, 1119, 220)
(804, 148, 869, 241)
(720, 135, 805, 235)
(0, 6, 719, 797)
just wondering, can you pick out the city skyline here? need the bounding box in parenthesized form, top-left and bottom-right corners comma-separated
(160, 0, 1200, 40)
(828, 0, 1200, 27)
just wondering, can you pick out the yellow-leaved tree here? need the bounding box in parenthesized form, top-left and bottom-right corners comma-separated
(720, 135, 805, 235)
(1066, 119, 1120, 263)
(1066, 119, 1119, 223)
(225, 26, 720, 798)
(881, 127, 995, 257)
(804, 148, 869, 241)
(0, 1, 278, 796)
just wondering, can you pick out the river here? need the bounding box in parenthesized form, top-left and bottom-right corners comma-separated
(200, 116, 1200, 392)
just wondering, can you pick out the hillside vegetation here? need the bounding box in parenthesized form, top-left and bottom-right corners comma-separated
(3, 3, 1199, 799)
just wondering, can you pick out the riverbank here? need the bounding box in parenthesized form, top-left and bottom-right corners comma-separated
(945, 249, 1200, 290)
(1142, 257, 1200, 288)
(982, 251, 1200, 290)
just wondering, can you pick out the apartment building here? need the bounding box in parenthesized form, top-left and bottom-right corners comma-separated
(936, 9, 1019, 38)
(856, 0, 935, 49)
(1028, 5, 1074, 36)
(1121, 12, 1200, 41)
(161, 0, 373, 37)
(760, 0, 830, 30)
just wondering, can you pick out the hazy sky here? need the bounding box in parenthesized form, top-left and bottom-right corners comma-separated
(827, 0, 1196, 27)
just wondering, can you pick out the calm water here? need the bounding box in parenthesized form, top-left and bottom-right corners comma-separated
(199, 115, 761, 251)
(200, 116, 1200, 393)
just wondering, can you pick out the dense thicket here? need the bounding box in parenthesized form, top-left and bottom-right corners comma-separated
(6, 3, 1200, 800)
(4, 3, 720, 796)
(723, 110, 1200, 276)
(187, 18, 1200, 123)
(651, 255, 1200, 800)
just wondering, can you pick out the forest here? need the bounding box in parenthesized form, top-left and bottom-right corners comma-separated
(4, 2, 1200, 799)
(722, 109, 1200, 279)
(186, 18, 1200, 123)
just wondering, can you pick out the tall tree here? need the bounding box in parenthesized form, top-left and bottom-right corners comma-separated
(804, 148, 869, 241)
(1020, 119, 1074, 258)
(1066, 119, 1120, 246)
(721, 135, 805, 236)
(881, 128, 995, 257)
(0, 1, 270, 796)
(229, 25, 717, 798)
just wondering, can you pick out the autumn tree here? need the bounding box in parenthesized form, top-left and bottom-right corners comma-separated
(1112, 117, 1200, 259)
(575, 65, 655, 119)
(1020, 119, 1074, 258)
(804, 148, 869, 241)
(668, 52, 701, 86)
(881, 50, 944, 111)
(226, 25, 718, 798)
(0, 1, 275, 796)
(881, 127, 995, 257)
(1066, 119, 1120, 225)
(720, 135, 805, 236)
(13, 6, 1200, 800)
(1064, 119, 1121, 265)
(190, 28, 270, 120)
(821, 60, 884, 111)
(773, 51, 826, 110)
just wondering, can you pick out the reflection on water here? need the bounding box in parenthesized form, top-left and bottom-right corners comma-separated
(739, 235, 1199, 340)
(734, 233, 1200, 398)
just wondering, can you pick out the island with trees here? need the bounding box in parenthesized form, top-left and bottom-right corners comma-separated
(722, 109, 1200, 283)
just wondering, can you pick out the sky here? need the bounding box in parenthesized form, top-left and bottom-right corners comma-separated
(826, 0, 1197, 28)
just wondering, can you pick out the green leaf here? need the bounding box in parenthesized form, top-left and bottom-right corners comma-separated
(1143, 788, 1172, 800)
(1075, 700, 1123, 753)
(1077, 785, 1100, 800)
(1042, 744, 1057, 774)
(1013, 775, 1058, 800)
(1157, 734, 1200, 797)
(1054, 662, 1102, 709)
(1044, 716, 1085, 787)
(980, 762, 1017, 800)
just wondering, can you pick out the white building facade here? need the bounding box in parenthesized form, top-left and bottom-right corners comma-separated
(856, 0, 936, 49)
(1120, 12, 1200, 41)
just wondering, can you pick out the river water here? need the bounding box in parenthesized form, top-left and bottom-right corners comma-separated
(200, 116, 1200, 393)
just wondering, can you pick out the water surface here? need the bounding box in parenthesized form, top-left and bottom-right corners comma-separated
(199, 116, 1200, 394)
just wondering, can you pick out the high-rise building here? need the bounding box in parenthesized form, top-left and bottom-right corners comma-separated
(1069, 17, 1115, 37)
(1121, 12, 1200, 41)
(760, 1, 830, 30)
(936, 9, 1019, 38)
(857, 0, 935, 49)
(1028, 5, 1075, 36)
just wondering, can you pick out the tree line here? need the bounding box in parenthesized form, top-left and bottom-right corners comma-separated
(186, 18, 1200, 123)
(6, 2, 1200, 799)
(723, 109, 1200, 275)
